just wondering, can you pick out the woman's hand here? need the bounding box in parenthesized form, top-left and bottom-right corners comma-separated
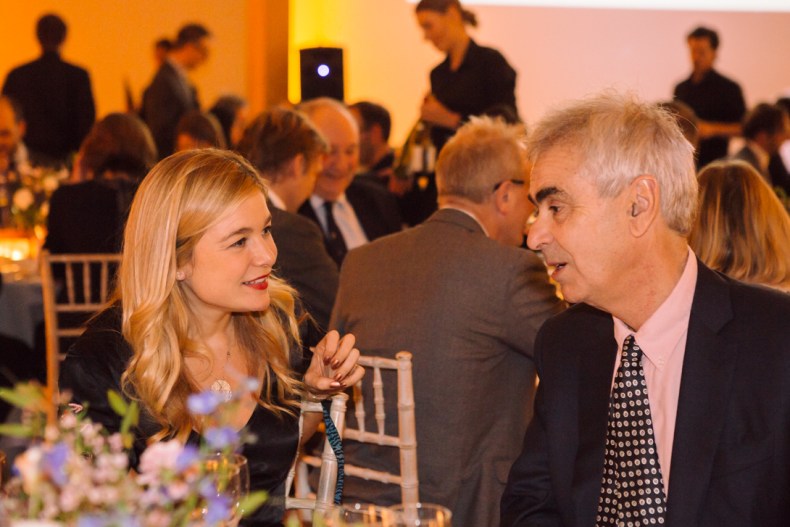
(304, 330, 364, 396)
(420, 94, 462, 129)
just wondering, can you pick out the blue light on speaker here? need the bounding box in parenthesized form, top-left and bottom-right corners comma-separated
(317, 64, 330, 77)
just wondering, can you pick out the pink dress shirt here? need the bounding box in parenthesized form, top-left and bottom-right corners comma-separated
(611, 248, 698, 497)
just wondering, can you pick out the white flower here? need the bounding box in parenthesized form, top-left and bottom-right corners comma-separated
(12, 187, 34, 211)
(42, 174, 59, 193)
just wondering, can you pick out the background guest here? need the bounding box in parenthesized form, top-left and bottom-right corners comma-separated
(689, 160, 790, 292)
(297, 97, 402, 268)
(174, 110, 226, 152)
(730, 102, 790, 183)
(2, 13, 95, 167)
(141, 23, 211, 159)
(153, 37, 172, 68)
(658, 99, 699, 152)
(209, 95, 248, 149)
(673, 26, 745, 169)
(331, 117, 564, 527)
(349, 101, 396, 188)
(0, 96, 29, 226)
(60, 149, 363, 526)
(237, 107, 339, 331)
(45, 112, 157, 255)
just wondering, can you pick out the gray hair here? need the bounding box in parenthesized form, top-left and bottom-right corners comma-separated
(437, 116, 527, 203)
(528, 91, 698, 235)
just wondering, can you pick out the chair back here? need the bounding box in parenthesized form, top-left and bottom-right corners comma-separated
(40, 250, 121, 407)
(297, 351, 419, 508)
(285, 393, 349, 516)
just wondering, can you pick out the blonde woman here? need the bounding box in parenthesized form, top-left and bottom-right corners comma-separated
(690, 160, 790, 292)
(60, 149, 363, 526)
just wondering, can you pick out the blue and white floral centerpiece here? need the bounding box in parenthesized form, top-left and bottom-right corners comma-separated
(0, 381, 267, 527)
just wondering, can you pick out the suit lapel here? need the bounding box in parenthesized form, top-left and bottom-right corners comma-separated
(572, 311, 618, 527)
(666, 264, 736, 524)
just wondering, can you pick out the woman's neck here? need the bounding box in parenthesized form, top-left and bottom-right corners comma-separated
(448, 33, 471, 71)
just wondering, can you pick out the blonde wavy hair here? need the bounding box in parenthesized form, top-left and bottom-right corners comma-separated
(689, 160, 790, 292)
(117, 149, 302, 442)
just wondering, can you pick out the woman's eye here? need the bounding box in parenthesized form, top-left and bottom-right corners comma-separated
(230, 237, 247, 248)
(263, 226, 273, 236)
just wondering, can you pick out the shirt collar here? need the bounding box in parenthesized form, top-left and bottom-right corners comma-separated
(267, 190, 286, 211)
(612, 247, 697, 368)
(746, 140, 771, 174)
(309, 192, 349, 209)
(438, 204, 490, 237)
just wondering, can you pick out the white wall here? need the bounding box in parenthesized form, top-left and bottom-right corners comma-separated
(301, 1, 790, 143)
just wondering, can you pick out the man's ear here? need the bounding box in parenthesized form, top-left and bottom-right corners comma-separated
(628, 175, 659, 237)
(284, 153, 305, 179)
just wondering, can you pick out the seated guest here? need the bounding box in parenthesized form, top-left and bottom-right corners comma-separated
(730, 102, 789, 182)
(689, 160, 790, 292)
(501, 92, 790, 527)
(348, 101, 396, 188)
(237, 108, 339, 331)
(60, 149, 364, 526)
(209, 95, 248, 149)
(297, 97, 402, 267)
(45, 113, 156, 254)
(174, 110, 226, 151)
(330, 116, 564, 526)
(770, 97, 790, 194)
(658, 99, 699, 151)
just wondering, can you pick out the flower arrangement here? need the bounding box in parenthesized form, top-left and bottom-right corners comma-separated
(1, 161, 68, 231)
(0, 381, 267, 527)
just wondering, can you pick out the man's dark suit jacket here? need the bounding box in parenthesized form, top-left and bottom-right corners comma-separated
(141, 61, 198, 159)
(731, 145, 770, 181)
(298, 178, 402, 264)
(2, 52, 95, 164)
(501, 262, 790, 527)
(269, 204, 339, 331)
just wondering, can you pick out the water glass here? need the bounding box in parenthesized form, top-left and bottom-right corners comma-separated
(383, 503, 452, 527)
(200, 453, 250, 527)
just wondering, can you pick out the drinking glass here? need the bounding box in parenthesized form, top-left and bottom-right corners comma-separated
(199, 453, 250, 527)
(383, 503, 452, 527)
(313, 504, 386, 526)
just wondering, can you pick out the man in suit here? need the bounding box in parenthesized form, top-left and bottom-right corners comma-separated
(236, 107, 339, 331)
(297, 97, 401, 267)
(673, 26, 745, 169)
(141, 23, 210, 159)
(2, 13, 95, 166)
(730, 102, 789, 183)
(331, 117, 564, 527)
(501, 92, 790, 526)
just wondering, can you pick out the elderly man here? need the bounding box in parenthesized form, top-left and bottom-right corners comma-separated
(331, 117, 564, 527)
(501, 92, 790, 526)
(141, 23, 211, 159)
(297, 97, 401, 267)
(2, 14, 95, 166)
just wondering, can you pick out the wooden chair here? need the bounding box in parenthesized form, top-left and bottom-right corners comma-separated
(40, 250, 121, 423)
(285, 392, 349, 517)
(298, 351, 419, 508)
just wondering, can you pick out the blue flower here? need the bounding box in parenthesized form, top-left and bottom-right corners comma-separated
(187, 391, 223, 415)
(204, 426, 239, 450)
(175, 444, 200, 473)
(203, 492, 232, 525)
(43, 441, 70, 486)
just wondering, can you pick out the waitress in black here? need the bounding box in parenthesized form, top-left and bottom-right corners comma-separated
(416, 0, 519, 150)
(400, 0, 518, 225)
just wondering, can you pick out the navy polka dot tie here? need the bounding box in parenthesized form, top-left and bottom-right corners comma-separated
(596, 335, 667, 526)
